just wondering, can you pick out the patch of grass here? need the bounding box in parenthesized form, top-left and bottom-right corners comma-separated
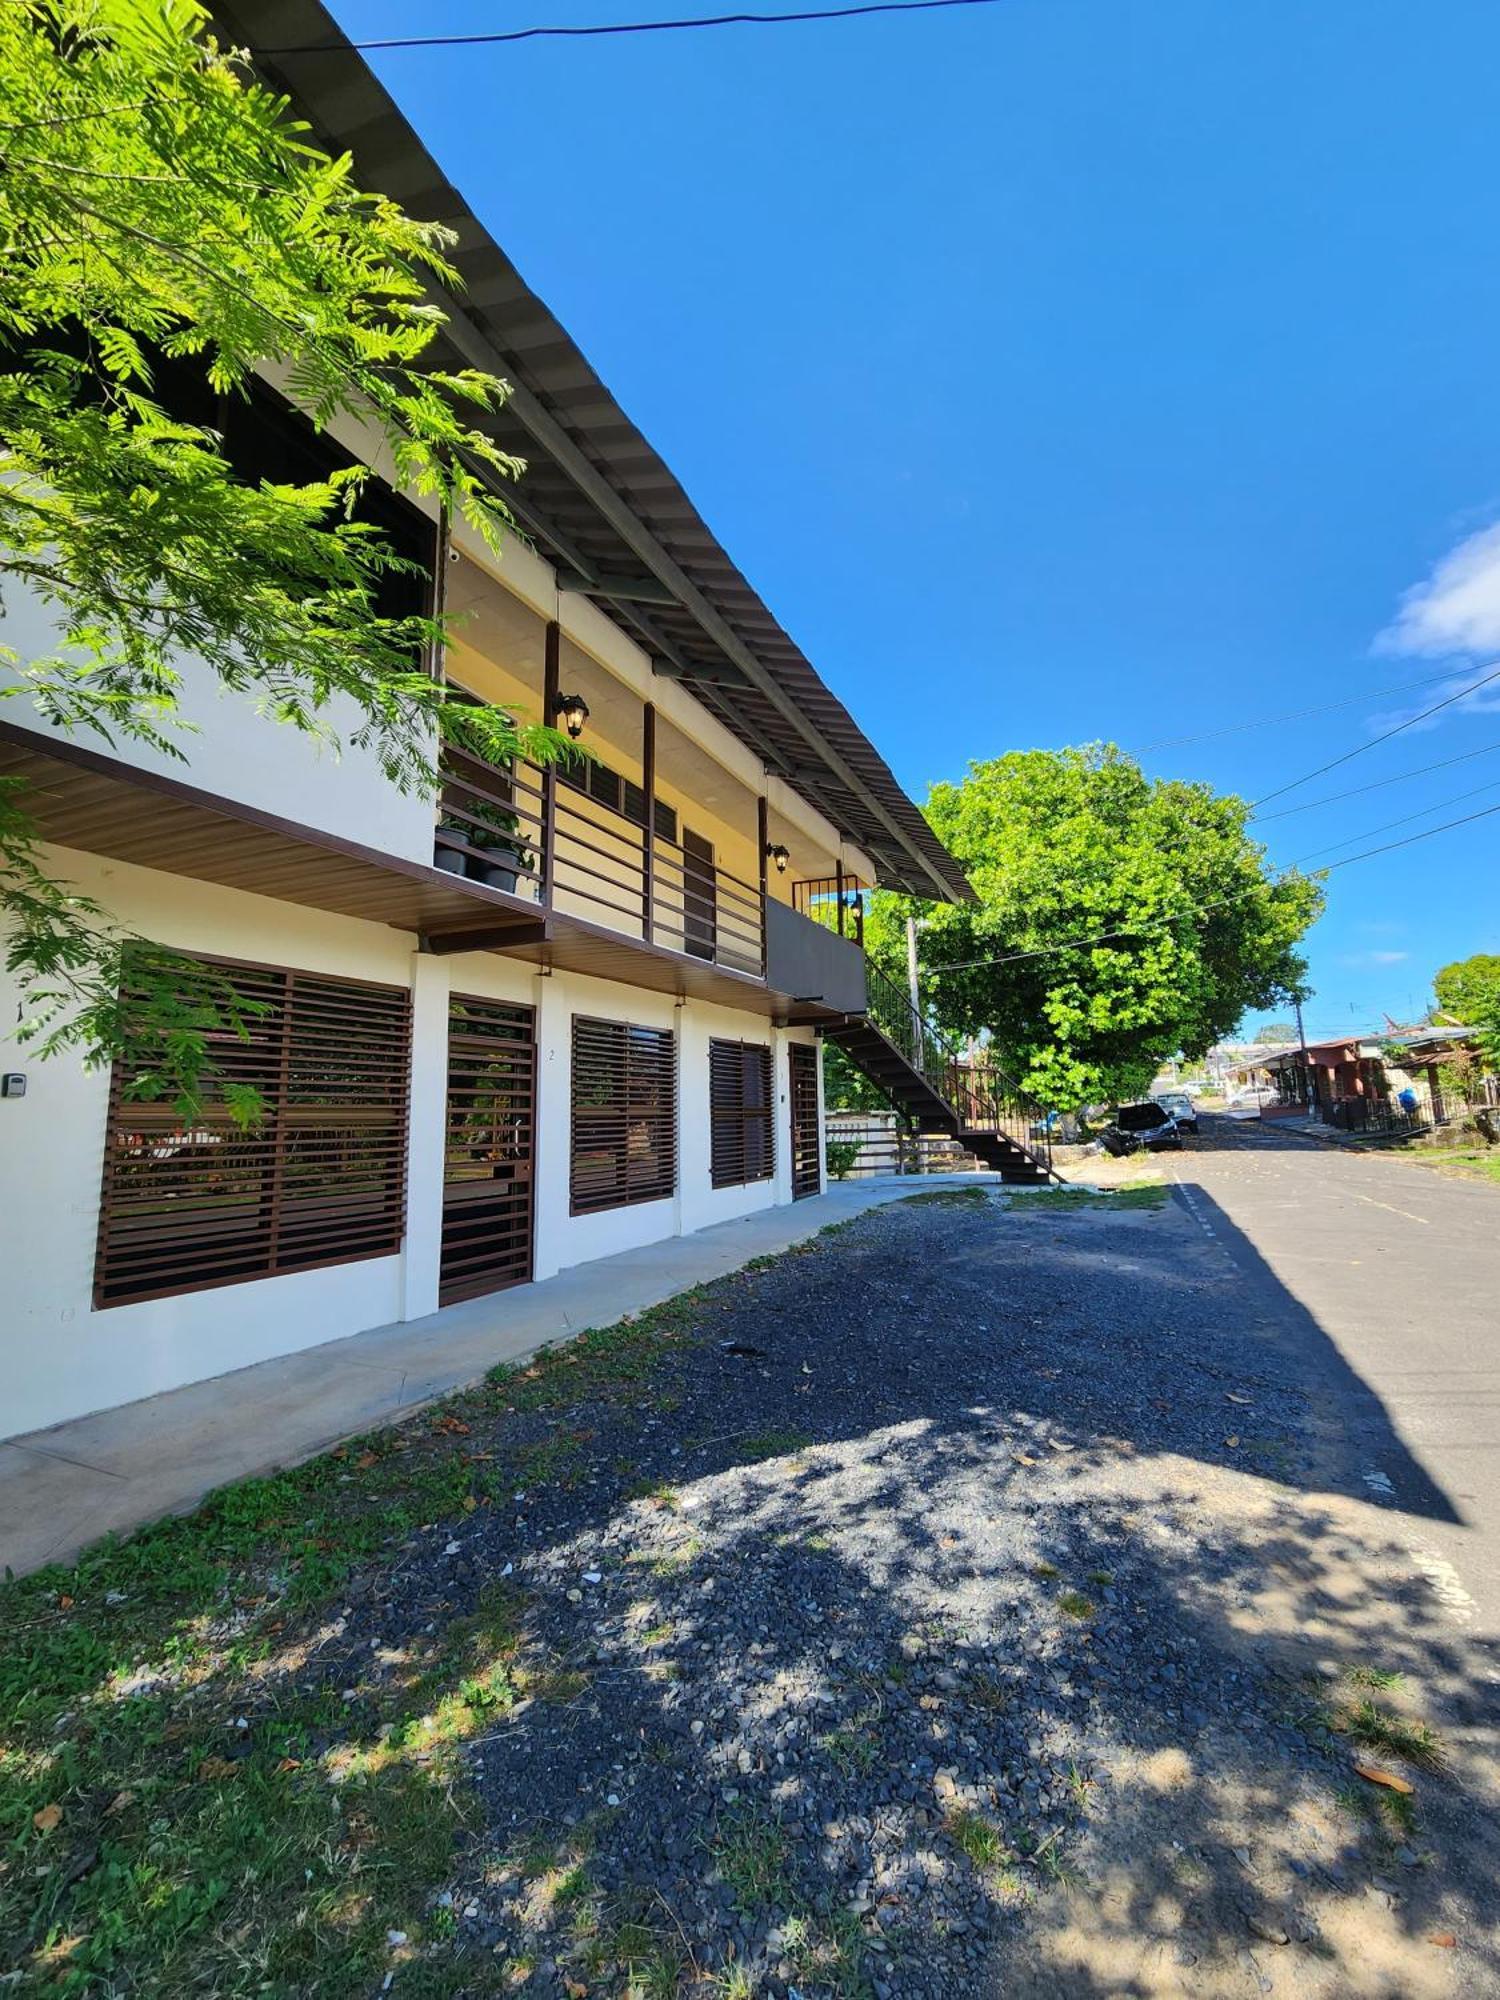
(733, 1427, 814, 1463)
(709, 1804, 790, 1914)
(1057, 1589, 1095, 1620)
(963, 1669, 1013, 1713)
(625, 1477, 681, 1511)
(1086, 1569, 1114, 1588)
(1335, 1780, 1419, 1839)
(946, 1807, 1011, 1869)
(783, 1906, 869, 1996)
(714, 1961, 757, 1999)
(819, 1719, 881, 1778)
(1030, 1560, 1060, 1580)
(1340, 1697, 1445, 1770)
(1014, 1182, 1169, 1213)
(897, 1186, 994, 1208)
(1395, 1146, 1500, 1186)
(1343, 1664, 1404, 1692)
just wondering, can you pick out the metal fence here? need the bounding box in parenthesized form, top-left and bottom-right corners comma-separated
(824, 1111, 981, 1179)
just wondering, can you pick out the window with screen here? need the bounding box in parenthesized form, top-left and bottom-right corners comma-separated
(570, 1016, 677, 1214)
(94, 958, 411, 1308)
(709, 1039, 774, 1189)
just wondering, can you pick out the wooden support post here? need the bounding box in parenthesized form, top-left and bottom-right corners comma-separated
(835, 858, 845, 938)
(757, 794, 769, 977)
(541, 619, 560, 907)
(642, 702, 657, 943)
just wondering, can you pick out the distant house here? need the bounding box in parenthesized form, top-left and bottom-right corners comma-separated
(1243, 1026, 1495, 1133)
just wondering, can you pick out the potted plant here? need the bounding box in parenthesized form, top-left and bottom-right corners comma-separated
(439, 793, 533, 892)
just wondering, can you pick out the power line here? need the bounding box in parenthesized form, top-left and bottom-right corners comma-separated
(1287, 775, 1500, 866)
(1132, 665, 1472, 756)
(1251, 736, 1500, 822)
(256, 0, 1007, 57)
(926, 797, 1500, 975)
(1247, 663, 1500, 811)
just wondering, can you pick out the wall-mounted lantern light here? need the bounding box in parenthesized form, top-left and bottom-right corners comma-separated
(766, 842, 790, 875)
(554, 692, 590, 740)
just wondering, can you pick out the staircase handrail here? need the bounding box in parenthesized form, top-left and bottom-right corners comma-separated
(860, 961, 1057, 1175)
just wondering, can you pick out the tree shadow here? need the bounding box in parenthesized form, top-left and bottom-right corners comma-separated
(5, 1188, 1497, 1995)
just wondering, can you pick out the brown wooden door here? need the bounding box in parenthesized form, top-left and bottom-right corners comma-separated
(440, 996, 536, 1305)
(683, 827, 718, 962)
(789, 1043, 820, 1199)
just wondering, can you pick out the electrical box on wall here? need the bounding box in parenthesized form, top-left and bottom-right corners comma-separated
(1, 1073, 26, 1099)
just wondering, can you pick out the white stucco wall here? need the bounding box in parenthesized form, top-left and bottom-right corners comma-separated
(2, 851, 822, 1439)
(0, 583, 439, 866)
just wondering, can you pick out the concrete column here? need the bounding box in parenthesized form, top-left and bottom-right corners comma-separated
(400, 951, 451, 1321)
(531, 968, 566, 1281)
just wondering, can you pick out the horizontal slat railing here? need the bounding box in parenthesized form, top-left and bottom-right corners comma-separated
(436, 749, 547, 902)
(433, 743, 766, 976)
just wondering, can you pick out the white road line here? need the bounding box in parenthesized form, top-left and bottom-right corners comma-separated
(1344, 1190, 1432, 1227)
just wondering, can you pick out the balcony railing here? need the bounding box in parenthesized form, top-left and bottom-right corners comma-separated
(435, 746, 765, 978)
(791, 875, 866, 948)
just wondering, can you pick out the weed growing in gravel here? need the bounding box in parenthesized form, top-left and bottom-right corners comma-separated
(783, 1906, 869, 1995)
(1341, 1698, 1445, 1769)
(964, 1668, 1013, 1712)
(1013, 1183, 1169, 1213)
(1299, 1687, 1444, 1771)
(734, 1427, 814, 1463)
(1031, 1560, 1061, 1580)
(1335, 1781, 1419, 1840)
(947, 1807, 1012, 1868)
(1057, 1589, 1096, 1620)
(710, 1804, 791, 1913)
(1344, 1664, 1405, 1692)
(820, 1720, 882, 1777)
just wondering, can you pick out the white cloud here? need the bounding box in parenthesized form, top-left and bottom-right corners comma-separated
(1337, 949, 1410, 968)
(1381, 522, 1500, 656)
(1371, 523, 1500, 728)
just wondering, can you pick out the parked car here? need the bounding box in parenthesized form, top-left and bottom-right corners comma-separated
(1099, 1100, 1184, 1155)
(1153, 1090, 1199, 1134)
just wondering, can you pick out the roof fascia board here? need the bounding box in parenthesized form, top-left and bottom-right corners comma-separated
(430, 289, 958, 903)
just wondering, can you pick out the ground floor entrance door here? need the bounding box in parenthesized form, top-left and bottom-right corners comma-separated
(439, 995, 536, 1306)
(789, 1042, 820, 1199)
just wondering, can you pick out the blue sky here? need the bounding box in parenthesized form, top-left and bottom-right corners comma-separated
(330, 0, 1500, 1036)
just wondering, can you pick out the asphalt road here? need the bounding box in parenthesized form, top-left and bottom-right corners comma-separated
(1174, 1115, 1500, 1637)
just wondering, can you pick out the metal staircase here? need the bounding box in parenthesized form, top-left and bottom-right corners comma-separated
(825, 964, 1061, 1186)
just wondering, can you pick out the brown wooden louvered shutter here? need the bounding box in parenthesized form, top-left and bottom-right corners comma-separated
(94, 958, 411, 1308)
(570, 1016, 677, 1214)
(709, 1039, 775, 1189)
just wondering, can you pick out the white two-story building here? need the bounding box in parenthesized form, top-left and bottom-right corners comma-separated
(0, 1, 982, 1442)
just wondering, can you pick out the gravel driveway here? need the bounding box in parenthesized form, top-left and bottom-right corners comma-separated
(312, 1182, 1500, 1998)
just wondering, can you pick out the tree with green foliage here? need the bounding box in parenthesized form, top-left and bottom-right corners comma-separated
(872, 746, 1323, 1111)
(1254, 1021, 1297, 1044)
(1432, 954, 1500, 1027)
(1, 0, 567, 1115)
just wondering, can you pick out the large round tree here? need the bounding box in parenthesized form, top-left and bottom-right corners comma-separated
(877, 745, 1322, 1110)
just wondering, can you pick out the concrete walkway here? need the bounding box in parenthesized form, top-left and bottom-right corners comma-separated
(1, 1175, 1000, 1579)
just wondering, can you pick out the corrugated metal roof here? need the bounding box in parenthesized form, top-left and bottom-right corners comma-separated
(216, 0, 974, 904)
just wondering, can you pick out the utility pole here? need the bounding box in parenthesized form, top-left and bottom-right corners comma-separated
(906, 914, 924, 1069)
(1295, 994, 1313, 1115)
